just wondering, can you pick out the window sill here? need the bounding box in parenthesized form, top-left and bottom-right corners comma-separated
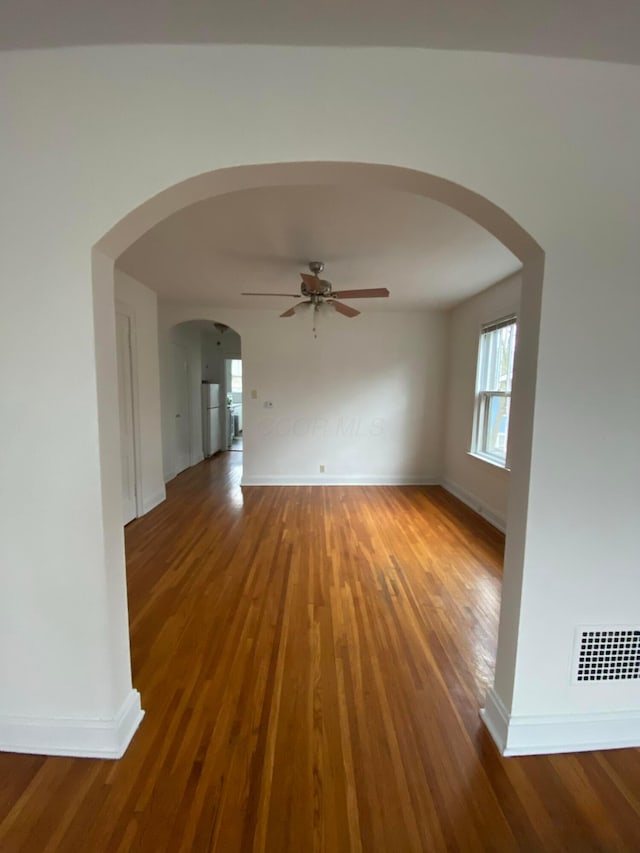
(467, 451, 511, 473)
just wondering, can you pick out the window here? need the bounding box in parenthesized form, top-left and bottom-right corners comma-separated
(472, 316, 517, 467)
(230, 359, 242, 393)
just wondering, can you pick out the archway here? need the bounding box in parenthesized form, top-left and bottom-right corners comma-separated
(93, 161, 544, 755)
(166, 319, 243, 478)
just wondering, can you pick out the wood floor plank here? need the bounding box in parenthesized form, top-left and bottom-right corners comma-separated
(1, 451, 639, 851)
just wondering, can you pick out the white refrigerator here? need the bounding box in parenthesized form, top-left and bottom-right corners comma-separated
(202, 383, 222, 457)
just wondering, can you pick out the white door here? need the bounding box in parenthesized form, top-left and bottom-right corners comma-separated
(173, 343, 190, 475)
(116, 310, 137, 525)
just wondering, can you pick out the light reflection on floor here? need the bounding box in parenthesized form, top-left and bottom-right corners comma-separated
(227, 448, 244, 509)
(467, 569, 502, 694)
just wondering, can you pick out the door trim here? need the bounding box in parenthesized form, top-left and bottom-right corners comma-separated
(115, 300, 143, 519)
(172, 342, 192, 475)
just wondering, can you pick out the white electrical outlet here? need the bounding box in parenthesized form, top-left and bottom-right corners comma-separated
(251, 389, 257, 399)
(319, 464, 325, 473)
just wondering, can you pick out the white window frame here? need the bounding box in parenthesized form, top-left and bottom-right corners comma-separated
(471, 315, 517, 469)
(230, 358, 242, 394)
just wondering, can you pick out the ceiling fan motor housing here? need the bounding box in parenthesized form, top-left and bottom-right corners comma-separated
(302, 279, 332, 297)
(302, 262, 332, 297)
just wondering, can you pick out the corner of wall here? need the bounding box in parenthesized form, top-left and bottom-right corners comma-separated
(142, 488, 166, 515)
(441, 478, 506, 532)
(481, 687, 640, 757)
(0, 681, 144, 760)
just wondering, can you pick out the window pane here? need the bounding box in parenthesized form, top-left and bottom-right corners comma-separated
(483, 395, 511, 462)
(479, 321, 516, 392)
(231, 359, 242, 393)
(473, 318, 516, 467)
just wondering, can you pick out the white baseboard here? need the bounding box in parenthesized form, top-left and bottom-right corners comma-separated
(241, 474, 439, 487)
(0, 689, 144, 760)
(142, 489, 166, 515)
(481, 687, 640, 756)
(480, 687, 510, 752)
(441, 478, 506, 532)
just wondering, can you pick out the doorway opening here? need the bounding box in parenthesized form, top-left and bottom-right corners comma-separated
(93, 161, 544, 759)
(169, 319, 243, 477)
(115, 302, 139, 524)
(226, 358, 243, 452)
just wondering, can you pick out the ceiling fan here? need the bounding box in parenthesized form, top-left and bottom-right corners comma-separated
(242, 261, 390, 319)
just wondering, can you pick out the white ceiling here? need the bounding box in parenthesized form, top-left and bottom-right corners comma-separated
(116, 185, 521, 311)
(1, 0, 639, 63)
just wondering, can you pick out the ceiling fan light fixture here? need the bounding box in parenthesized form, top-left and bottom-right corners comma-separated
(245, 261, 388, 332)
(311, 298, 336, 338)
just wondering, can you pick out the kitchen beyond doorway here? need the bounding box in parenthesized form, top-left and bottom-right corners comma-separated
(225, 357, 243, 452)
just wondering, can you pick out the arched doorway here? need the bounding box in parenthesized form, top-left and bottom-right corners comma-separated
(166, 320, 243, 478)
(93, 161, 544, 756)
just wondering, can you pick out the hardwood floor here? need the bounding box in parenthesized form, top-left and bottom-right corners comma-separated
(1, 452, 639, 851)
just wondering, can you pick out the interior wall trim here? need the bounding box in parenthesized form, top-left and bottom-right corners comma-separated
(0, 690, 144, 760)
(241, 475, 440, 487)
(441, 478, 506, 532)
(481, 687, 640, 756)
(142, 490, 166, 515)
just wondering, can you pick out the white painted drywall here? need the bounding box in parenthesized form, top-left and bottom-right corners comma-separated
(158, 321, 206, 479)
(159, 306, 447, 484)
(113, 269, 166, 514)
(1, 45, 639, 754)
(202, 327, 242, 385)
(442, 274, 521, 530)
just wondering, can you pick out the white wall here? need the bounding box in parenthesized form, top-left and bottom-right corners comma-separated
(159, 306, 447, 485)
(202, 327, 241, 385)
(443, 273, 521, 530)
(159, 320, 204, 479)
(1, 45, 639, 757)
(113, 269, 166, 514)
